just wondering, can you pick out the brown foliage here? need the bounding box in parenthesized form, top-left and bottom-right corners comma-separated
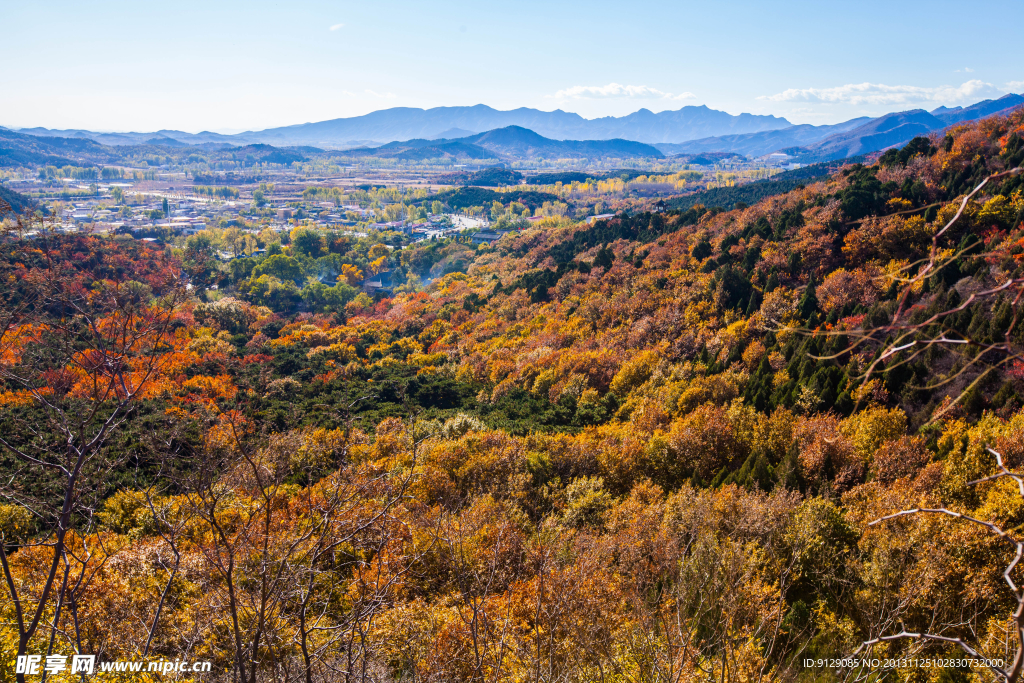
(872, 435, 932, 484)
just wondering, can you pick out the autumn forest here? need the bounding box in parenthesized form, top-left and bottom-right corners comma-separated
(2, 110, 1024, 683)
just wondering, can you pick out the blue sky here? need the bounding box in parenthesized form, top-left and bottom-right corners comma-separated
(4, 0, 1022, 133)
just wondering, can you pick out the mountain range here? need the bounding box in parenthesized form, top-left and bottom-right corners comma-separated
(652, 118, 873, 157)
(13, 104, 791, 148)
(0, 127, 120, 167)
(4, 93, 1023, 169)
(0, 127, 314, 169)
(348, 126, 664, 161)
(654, 93, 1024, 160)
(0, 123, 667, 168)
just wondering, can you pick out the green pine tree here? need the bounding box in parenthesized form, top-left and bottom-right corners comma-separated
(798, 275, 818, 319)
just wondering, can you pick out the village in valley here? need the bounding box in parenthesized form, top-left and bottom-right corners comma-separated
(0, 146, 797, 294)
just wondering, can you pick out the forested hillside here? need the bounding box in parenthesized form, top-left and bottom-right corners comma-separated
(2, 110, 1024, 682)
(0, 185, 36, 215)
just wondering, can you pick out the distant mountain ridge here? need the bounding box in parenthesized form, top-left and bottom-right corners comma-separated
(14, 104, 791, 148)
(0, 127, 312, 169)
(5, 93, 1023, 168)
(339, 126, 664, 161)
(654, 118, 872, 157)
(797, 110, 945, 159)
(930, 93, 1024, 125)
(461, 126, 663, 159)
(653, 93, 1024, 162)
(242, 103, 790, 146)
(789, 93, 1024, 162)
(0, 127, 119, 167)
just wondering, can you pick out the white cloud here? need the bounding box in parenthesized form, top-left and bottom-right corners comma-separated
(365, 89, 396, 99)
(954, 67, 974, 73)
(551, 83, 695, 101)
(329, 23, 345, 31)
(1007, 80, 1024, 92)
(760, 80, 1003, 106)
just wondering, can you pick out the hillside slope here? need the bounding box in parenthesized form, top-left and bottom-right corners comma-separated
(932, 92, 1024, 124)
(0, 185, 36, 214)
(2, 107, 1024, 683)
(462, 126, 664, 159)
(655, 117, 871, 157)
(799, 109, 945, 159)
(654, 93, 1024, 161)
(789, 94, 1024, 162)
(0, 127, 115, 167)
(338, 126, 664, 161)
